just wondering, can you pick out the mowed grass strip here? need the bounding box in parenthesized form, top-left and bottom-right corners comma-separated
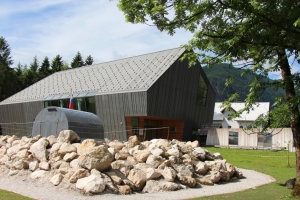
(196, 147, 297, 200)
(0, 189, 33, 200)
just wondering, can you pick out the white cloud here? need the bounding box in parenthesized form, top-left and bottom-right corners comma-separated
(1, 0, 193, 67)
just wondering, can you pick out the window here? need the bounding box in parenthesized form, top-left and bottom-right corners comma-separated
(228, 126, 231, 128)
(132, 117, 139, 136)
(258, 133, 272, 148)
(86, 97, 96, 114)
(196, 73, 208, 106)
(44, 96, 96, 114)
(169, 126, 176, 132)
(229, 131, 238, 145)
(239, 125, 243, 128)
(76, 98, 86, 111)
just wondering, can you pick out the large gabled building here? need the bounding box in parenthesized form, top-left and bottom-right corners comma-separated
(0, 47, 215, 141)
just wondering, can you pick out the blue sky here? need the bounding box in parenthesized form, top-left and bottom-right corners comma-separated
(1, 0, 298, 80)
(1, 0, 192, 66)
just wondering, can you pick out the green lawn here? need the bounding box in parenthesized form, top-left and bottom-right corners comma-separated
(0, 189, 33, 200)
(196, 147, 297, 200)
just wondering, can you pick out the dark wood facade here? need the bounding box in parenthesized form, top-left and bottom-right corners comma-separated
(93, 58, 215, 141)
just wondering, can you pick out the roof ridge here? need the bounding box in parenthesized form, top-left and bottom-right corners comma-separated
(55, 47, 184, 74)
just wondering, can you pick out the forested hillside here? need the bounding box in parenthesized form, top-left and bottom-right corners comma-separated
(203, 63, 284, 105)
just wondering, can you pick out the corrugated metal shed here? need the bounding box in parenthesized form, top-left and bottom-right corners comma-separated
(32, 107, 104, 141)
(0, 47, 185, 105)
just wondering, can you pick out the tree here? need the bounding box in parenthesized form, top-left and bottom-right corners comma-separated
(39, 56, 52, 80)
(118, 0, 300, 195)
(23, 57, 39, 88)
(14, 62, 25, 91)
(85, 55, 94, 66)
(71, 51, 84, 68)
(61, 61, 69, 71)
(51, 55, 63, 72)
(0, 37, 18, 101)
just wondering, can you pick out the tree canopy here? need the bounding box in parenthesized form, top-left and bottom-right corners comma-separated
(85, 55, 94, 66)
(71, 52, 84, 68)
(51, 55, 64, 72)
(0, 37, 18, 101)
(118, 0, 300, 195)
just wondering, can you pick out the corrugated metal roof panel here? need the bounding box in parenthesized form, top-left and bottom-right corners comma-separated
(0, 47, 185, 105)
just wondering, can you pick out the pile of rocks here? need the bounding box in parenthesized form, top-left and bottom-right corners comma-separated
(0, 130, 243, 195)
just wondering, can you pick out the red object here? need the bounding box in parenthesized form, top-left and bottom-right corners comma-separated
(69, 94, 74, 109)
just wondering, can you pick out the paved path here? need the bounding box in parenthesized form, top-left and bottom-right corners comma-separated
(0, 169, 276, 200)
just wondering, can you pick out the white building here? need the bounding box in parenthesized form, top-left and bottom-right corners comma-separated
(213, 102, 270, 128)
(206, 102, 294, 151)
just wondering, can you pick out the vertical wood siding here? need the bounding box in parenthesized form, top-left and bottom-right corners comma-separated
(147, 58, 216, 141)
(95, 92, 147, 141)
(0, 101, 44, 136)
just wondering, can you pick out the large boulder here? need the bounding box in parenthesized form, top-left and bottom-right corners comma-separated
(47, 135, 57, 147)
(192, 147, 206, 161)
(142, 180, 184, 193)
(70, 168, 89, 183)
(177, 174, 197, 188)
(127, 135, 140, 148)
(127, 168, 147, 191)
(146, 155, 164, 168)
(30, 170, 49, 179)
(76, 174, 106, 194)
(162, 167, 177, 182)
(117, 185, 132, 195)
(145, 168, 162, 180)
(133, 150, 151, 162)
(63, 152, 78, 162)
(194, 161, 208, 175)
(78, 145, 114, 172)
(110, 160, 133, 176)
(108, 140, 125, 152)
(50, 173, 63, 186)
(57, 130, 81, 143)
(58, 143, 77, 157)
(77, 139, 98, 155)
(29, 138, 49, 162)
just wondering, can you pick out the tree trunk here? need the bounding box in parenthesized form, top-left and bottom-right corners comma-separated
(278, 50, 300, 196)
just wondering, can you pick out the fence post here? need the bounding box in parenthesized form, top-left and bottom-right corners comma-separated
(114, 124, 116, 140)
(40, 122, 42, 136)
(14, 122, 16, 135)
(167, 127, 170, 140)
(56, 120, 59, 137)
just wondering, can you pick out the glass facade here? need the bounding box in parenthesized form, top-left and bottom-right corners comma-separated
(196, 74, 208, 106)
(229, 131, 238, 145)
(132, 117, 139, 136)
(44, 93, 97, 114)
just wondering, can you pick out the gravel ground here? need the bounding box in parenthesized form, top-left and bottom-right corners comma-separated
(0, 168, 275, 200)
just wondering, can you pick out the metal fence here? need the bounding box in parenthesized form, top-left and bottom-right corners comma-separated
(0, 122, 171, 141)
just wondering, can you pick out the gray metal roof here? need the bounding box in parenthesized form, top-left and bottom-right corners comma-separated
(1, 47, 185, 105)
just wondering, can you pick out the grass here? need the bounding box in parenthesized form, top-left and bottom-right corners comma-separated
(195, 147, 297, 200)
(0, 189, 33, 200)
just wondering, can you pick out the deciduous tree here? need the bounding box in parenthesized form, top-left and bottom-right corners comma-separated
(118, 0, 300, 195)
